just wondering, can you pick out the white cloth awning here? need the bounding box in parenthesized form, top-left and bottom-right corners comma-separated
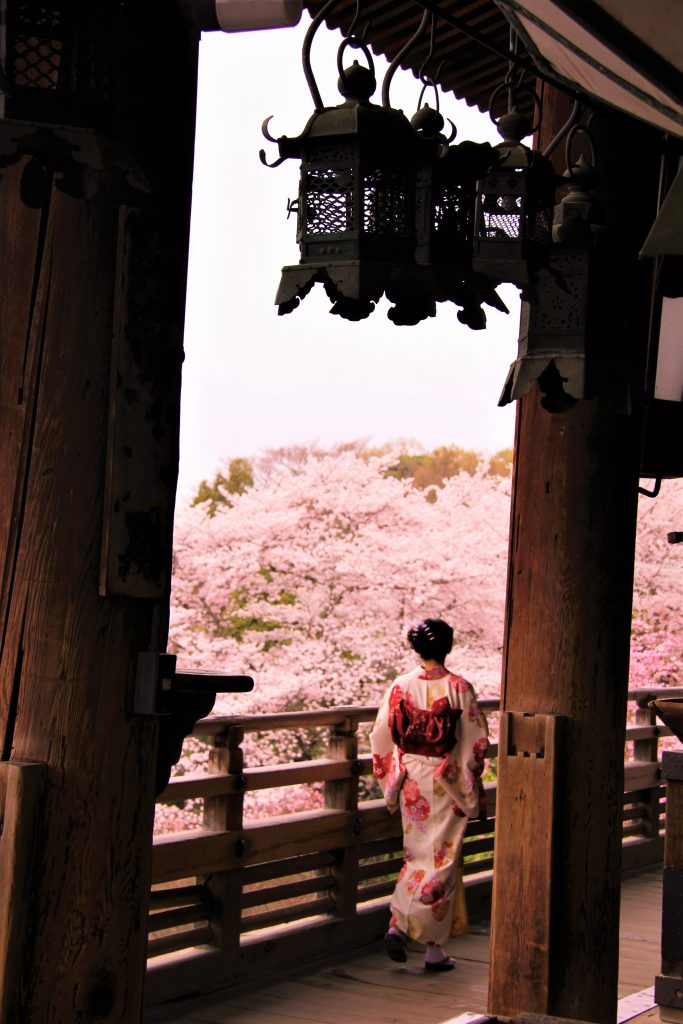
(495, 0, 683, 139)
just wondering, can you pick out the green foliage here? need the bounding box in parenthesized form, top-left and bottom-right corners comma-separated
(191, 457, 254, 516)
(385, 445, 481, 490)
(192, 445, 512, 517)
(486, 448, 513, 478)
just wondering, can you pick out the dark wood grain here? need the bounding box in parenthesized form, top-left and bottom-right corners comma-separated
(489, 91, 661, 1024)
(0, 3, 199, 1018)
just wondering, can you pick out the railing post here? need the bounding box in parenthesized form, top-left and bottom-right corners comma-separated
(203, 725, 245, 960)
(634, 694, 662, 841)
(325, 716, 360, 919)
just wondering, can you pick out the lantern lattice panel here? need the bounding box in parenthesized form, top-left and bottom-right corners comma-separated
(4, 0, 117, 124)
(481, 197, 522, 240)
(10, 4, 65, 90)
(362, 170, 408, 234)
(305, 168, 353, 234)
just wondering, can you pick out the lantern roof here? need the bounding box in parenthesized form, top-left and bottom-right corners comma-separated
(304, 0, 683, 139)
(303, 0, 527, 115)
(271, 60, 422, 163)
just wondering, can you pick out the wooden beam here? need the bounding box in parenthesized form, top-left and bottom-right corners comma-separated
(489, 713, 564, 1014)
(0, 761, 48, 1021)
(0, 3, 199, 1019)
(488, 87, 661, 1024)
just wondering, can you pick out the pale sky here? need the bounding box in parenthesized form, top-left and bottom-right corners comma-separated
(178, 15, 520, 501)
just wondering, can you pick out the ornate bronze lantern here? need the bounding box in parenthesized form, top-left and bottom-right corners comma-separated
(499, 124, 603, 412)
(473, 85, 557, 293)
(0, 0, 119, 128)
(261, 8, 429, 324)
(0, 0, 146, 201)
(412, 102, 509, 329)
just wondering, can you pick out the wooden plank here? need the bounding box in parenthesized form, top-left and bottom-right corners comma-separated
(243, 851, 335, 885)
(150, 885, 209, 911)
(493, 100, 660, 1024)
(153, 810, 358, 882)
(489, 711, 563, 1016)
(0, 176, 165, 1022)
(159, 758, 358, 802)
(242, 896, 336, 933)
(149, 904, 210, 934)
(145, 902, 390, 1005)
(242, 874, 334, 909)
(325, 720, 360, 919)
(358, 856, 403, 881)
(203, 726, 244, 962)
(0, 157, 44, 756)
(147, 927, 214, 960)
(0, 761, 48, 1020)
(193, 707, 378, 739)
(625, 762, 662, 792)
(663, 777, 683, 976)
(191, 701, 504, 742)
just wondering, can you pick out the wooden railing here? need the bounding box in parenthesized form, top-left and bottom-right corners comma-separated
(145, 687, 678, 1005)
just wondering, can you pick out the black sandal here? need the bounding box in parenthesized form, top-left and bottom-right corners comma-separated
(384, 930, 408, 963)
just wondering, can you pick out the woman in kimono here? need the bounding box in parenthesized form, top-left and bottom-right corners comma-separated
(370, 618, 488, 971)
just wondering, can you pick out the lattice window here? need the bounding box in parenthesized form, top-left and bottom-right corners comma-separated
(363, 171, 408, 234)
(481, 194, 522, 240)
(304, 167, 354, 235)
(10, 4, 64, 89)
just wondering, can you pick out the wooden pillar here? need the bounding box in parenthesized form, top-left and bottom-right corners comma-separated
(488, 89, 661, 1023)
(0, 4, 198, 1020)
(203, 725, 246, 962)
(325, 717, 361, 919)
(655, 752, 683, 1022)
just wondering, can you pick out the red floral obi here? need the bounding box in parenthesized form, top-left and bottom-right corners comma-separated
(389, 696, 461, 756)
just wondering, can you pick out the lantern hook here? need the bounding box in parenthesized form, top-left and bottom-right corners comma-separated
(301, 0, 338, 110)
(337, 36, 375, 86)
(261, 115, 279, 144)
(346, 0, 369, 45)
(542, 99, 582, 159)
(564, 120, 597, 178)
(259, 117, 288, 167)
(417, 77, 441, 115)
(259, 149, 287, 168)
(639, 478, 662, 498)
(488, 80, 543, 137)
(382, 9, 430, 108)
(417, 13, 438, 90)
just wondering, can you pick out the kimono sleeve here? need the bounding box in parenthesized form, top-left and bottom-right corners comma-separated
(370, 684, 406, 813)
(434, 676, 489, 819)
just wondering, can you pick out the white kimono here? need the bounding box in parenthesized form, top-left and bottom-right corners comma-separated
(370, 665, 488, 945)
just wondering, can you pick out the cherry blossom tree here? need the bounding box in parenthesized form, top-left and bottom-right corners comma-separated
(170, 447, 511, 715)
(158, 448, 683, 832)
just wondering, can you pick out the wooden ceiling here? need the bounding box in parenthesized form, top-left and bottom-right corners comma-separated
(303, 0, 531, 113)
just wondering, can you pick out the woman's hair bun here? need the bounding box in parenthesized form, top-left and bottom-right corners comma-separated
(407, 618, 453, 662)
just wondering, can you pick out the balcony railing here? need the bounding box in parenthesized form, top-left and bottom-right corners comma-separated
(145, 687, 678, 1005)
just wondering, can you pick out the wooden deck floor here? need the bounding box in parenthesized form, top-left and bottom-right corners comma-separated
(145, 868, 662, 1024)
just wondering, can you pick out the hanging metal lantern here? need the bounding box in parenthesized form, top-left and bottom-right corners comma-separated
(0, 0, 147, 201)
(499, 123, 604, 412)
(473, 84, 557, 292)
(411, 100, 509, 329)
(260, 4, 428, 324)
(1, 0, 119, 128)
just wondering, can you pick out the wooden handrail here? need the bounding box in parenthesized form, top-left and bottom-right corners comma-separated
(189, 687, 680, 737)
(146, 685, 673, 1006)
